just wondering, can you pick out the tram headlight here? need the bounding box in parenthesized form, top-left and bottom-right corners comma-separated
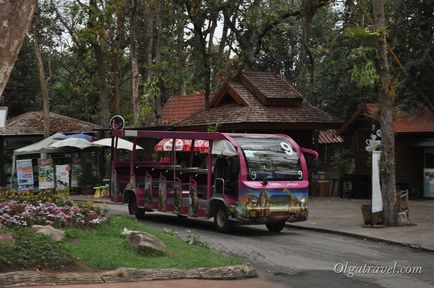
(300, 197, 307, 208)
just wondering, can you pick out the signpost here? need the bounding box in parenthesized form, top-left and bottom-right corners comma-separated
(0, 107, 7, 128)
(16, 159, 34, 191)
(365, 127, 383, 226)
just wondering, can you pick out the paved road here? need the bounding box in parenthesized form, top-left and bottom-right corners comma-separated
(105, 204, 434, 288)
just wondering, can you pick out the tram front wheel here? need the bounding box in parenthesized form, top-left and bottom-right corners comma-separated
(266, 221, 286, 233)
(214, 206, 233, 233)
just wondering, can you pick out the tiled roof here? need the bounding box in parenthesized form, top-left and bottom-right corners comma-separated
(394, 110, 434, 133)
(339, 103, 434, 134)
(161, 93, 209, 125)
(0, 111, 102, 136)
(319, 129, 344, 144)
(366, 103, 434, 133)
(239, 71, 303, 106)
(175, 72, 341, 129)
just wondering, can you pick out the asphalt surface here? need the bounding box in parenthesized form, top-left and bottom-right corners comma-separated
(103, 203, 434, 288)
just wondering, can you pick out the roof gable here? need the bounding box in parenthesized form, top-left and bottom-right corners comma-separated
(240, 71, 303, 106)
(0, 111, 102, 136)
(161, 71, 342, 130)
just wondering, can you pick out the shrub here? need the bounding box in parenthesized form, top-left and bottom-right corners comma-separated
(0, 201, 107, 228)
(0, 227, 74, 271)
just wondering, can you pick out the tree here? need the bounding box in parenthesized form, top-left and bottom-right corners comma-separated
(373, 0, 397, 226)
(87, 0, 111, 126)
(130, 0, 140, 125)
(32, 3, 53, 138)
(0, 0, 37, 103)
(184, 0, 221, 109)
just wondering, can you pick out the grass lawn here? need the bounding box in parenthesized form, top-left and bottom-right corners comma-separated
(65, 216, 242, 270)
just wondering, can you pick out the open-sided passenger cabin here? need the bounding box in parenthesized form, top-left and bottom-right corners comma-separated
(110, 132, 241, 218)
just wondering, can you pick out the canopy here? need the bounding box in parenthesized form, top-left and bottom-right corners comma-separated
(12, 132, 69, 186)
(14, 132, 67, 156)
(49, 138, 93, 149)
(53, 133, 96, 142)
(212, 140, 237, 156)
(154, 138, 209, 153)
(93, 138, 143, 151)
(154, 138, 236, 156)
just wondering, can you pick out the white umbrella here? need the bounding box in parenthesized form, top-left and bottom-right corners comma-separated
(93, 138, 143, 151)
(49, 138, 93, 149)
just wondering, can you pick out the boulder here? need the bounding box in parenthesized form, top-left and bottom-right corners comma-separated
(32, 225, 65, 241)
(122, 228, 166, 254)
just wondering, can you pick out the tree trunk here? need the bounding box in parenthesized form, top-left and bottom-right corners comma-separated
(93, 44, 110, 126)
(176, 4, 187, 96)
(372, 0, 397, 226)
(141, 1, 153, 122)
(0, 0, 37, 103)
(89, 0, 110, 126)
(152, 1, 162, 125)
(298, 0, 318, 85)
(130, 0, 141, 126)
(111, 51, 121, 115)
(111, 0, 125, 116)
(33, 37, 50, 138)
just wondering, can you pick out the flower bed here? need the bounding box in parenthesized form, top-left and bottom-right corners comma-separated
(0, 201, 107, 228)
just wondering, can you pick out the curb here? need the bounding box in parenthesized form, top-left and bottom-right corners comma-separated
(286, 224, 434, 253)
(0, 264, 257, 287)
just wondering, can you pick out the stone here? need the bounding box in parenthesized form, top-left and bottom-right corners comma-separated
(122, 228, 167, 254)
(32, 225, 65, 241)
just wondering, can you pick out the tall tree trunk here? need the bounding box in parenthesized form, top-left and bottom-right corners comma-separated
(373, 0, 397, 226)
(0, 0, 37, 103)
(34, 38, 50, 138)
(111, 0, 125, 116)
(111, 50, 121, 115)
(185, 2, 212, 109)
(33, 6, 51, 138)
(89, 0, 110, 126)
(93, 44, 110, 126)
(152, 1, 162, 125)
(141, 0, 153, 122)
(130, 0, 141, 126)
(176, 4, 187, 95)
(298, 0, 318, 84)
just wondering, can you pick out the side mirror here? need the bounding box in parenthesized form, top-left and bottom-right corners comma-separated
(301, 147, 319, 175)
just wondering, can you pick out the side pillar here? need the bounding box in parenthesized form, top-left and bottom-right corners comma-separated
(0, 136, 5, 186)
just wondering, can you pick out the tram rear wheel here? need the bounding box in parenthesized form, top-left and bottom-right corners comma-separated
(266, 221, 286, 233)
(128, 195, 145, 220)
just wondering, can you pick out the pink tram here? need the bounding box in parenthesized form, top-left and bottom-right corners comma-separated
(110, 130, 318, 233)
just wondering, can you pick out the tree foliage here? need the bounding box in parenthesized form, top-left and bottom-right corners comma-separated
(2, 0, 432, 125)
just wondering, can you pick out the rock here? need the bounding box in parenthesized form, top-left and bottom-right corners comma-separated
(122, 229, 166, 254)
(32, 225, 65, 241)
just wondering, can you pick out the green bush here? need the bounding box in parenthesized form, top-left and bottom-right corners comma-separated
(0, 227, 74, 271)
(330, 148, 354, 175)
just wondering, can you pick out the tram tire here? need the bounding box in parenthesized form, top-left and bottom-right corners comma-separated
(128, 195, 145, 220)
(135, 208, 145, 220)
(214, 206, 233, 233)
(266, 221, 286, 233)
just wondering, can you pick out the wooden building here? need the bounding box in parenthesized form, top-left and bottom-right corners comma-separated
(0, 111, 102, 186)
(338, 103, 434, 199)
(161, 71, 342, 150)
